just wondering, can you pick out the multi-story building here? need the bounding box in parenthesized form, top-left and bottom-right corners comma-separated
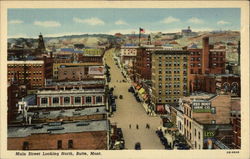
(180, 93, 233, 149)
(17, 87, 106, 110)
(151, 49, 189, 112)
(134, 46, 161, 82)
(7, 57, 53, 89)
(230, 97, 241, 149)
(188, 37, 226, 94)
(76, 48, 104, 63)
(8, 120, 109, 150)
(53, 62, 103, 79)
(120, 46, 138, 74)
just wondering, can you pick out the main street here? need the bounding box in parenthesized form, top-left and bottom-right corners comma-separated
(104, 49, 164, 149)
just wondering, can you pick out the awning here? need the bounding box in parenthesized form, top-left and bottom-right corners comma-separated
(143, 94, 148, 99)
(138, 88, 145, 94)
(132, 83, 137, 87)
(136, 85, 141, 90)
(157, 104, 165, 112)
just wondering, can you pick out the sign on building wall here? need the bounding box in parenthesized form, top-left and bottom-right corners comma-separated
(88, 66, 104, 75)
(192, 100, 211, 113)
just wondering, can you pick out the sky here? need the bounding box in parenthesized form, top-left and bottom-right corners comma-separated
(8, 8, 240, 38)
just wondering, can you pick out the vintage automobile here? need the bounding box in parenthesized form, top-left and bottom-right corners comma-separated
(134, 142, 141, 150)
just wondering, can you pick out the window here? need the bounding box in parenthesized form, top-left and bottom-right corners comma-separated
(159, 90, 162, 95)
(195, 129, 197, 136)
(190, 122, 191, 129)
(96, 96, 102, 103)
(86, 96, 92, 104)
(64, 97, 70, 104)
(41, 98, 48, 104)
(211, 107, 216, 114)
(75, 97, 81, 104)
(68, 140, 73, 149)
(23, 141, 29, 150)
(198, 132, 201, 139)
(57, 140, 62, 149)
(53, 97, 59, 104)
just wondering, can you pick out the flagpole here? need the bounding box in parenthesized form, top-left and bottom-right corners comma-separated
(139, 28, 141, 47)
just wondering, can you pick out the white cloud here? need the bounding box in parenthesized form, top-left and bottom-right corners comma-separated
(161, 16, 180, 24)
(34, 21, 61, 27)
(187, 17, 204, 24)
(217, 20, 230, 25)
(9, 20, 23, 24)
(115, 20, 128, 25)
(8, 34, 34, 38)
(73, 17, 105, 26)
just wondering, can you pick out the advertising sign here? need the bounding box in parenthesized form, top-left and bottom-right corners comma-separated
(192, 101, 211, 113)
(88, 66, 104, 75)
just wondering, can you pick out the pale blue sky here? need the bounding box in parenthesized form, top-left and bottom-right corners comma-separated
(8, 8, 240, 38)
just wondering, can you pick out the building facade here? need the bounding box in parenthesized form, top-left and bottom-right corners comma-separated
(8, 120, 109, 150)
(151, 50, 189, 111)
(7, 57, 53, 89)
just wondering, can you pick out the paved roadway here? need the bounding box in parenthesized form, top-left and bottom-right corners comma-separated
(104, 49, 164, 150)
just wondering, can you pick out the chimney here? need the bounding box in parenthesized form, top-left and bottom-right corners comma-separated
(202, 37, 210, 74)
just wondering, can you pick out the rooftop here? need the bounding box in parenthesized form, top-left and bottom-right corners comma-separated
(8, 120, 109, 138)
(46, 80, 105, 86)
(182, 92, 217, 102)
(16, 106, 107, 121)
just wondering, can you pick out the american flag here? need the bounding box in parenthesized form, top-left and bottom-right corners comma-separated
(140, 28, 145, 34)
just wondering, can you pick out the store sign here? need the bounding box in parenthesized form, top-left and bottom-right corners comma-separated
(204, 131, 215, 138)
(88, 66, 104, 75)
(192, 101, 211, 113)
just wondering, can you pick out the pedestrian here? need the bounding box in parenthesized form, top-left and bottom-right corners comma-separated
(129, 124, 131, 129)
(136, 124, 139, 129)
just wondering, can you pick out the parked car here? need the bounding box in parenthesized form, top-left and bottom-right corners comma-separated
(134, 142, 141, 150)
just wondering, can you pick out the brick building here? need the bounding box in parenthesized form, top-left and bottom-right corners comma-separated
(77, 48, 104, 63)
(151, 49, 189, 112)
(14, 106, 107, 124)
(180, 93, 233, 149)
(7, 57, 53, 89)
(230, 97, 241, 149)
(17, 87, 106, 110)
(53, 62, 103, 79)
(134, 47, 152, 82)
(8, 120, 109, 150)
(188, 37, 226, 94)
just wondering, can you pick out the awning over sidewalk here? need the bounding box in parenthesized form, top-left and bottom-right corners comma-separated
(136, 85, 141, 90)
(157, 104, 165, 113)
(138, 88, 145, 94)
